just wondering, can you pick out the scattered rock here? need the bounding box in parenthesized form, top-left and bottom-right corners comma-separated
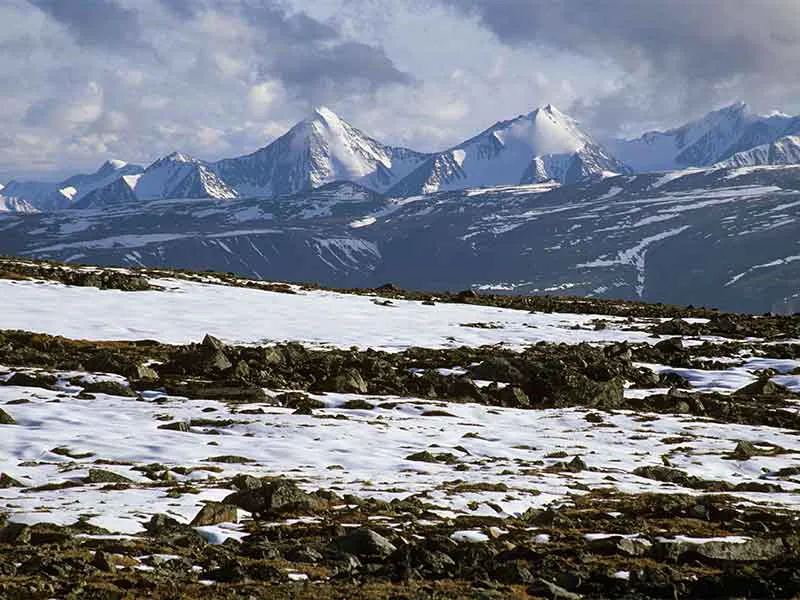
(0, 408, 16, 425)
(334, 527, 396, 558)
(158, 421, 190, 432)
(191, 502, 238, 526)
(3, 372, 57, 389)
(405, 451, 459, 465)
(83, 469, 133, 484)
(80, 380, 136, 397)
(0, 473, 23, 488)
(224, 478, 330, 518)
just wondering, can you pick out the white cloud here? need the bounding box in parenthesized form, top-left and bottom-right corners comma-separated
(1, 0, 800, 182)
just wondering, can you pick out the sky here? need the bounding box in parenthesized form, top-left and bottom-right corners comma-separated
(2, 0, 800, 181)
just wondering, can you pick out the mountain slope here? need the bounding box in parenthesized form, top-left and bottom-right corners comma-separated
(388, 105, 629, 195)
(715, 135, 800, 168)
(117, 152, 238, 202)
(213, 107, 429, 197)
(2, 165, 799, 313)
(1, 160, 144, 211)
(612, 103, 796, 172)
(0, 195, 37, 213)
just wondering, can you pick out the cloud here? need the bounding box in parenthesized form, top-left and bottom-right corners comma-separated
(3, 0, 800, 180)
(28, 0, 147, 50)
(439, 0, 800, 134)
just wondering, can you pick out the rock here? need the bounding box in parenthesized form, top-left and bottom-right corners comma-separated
(81, 380, 136, 397)
(92, 551, 116, 572)
(405, 451, 459, 465)
(164, 383, 268, 403)
(334, 527, 397, 558)
(659, 371, 691, 388)
(655, 536, 785, 562)
(653, 318, 699, 336)
(469, 357, 525, 384)
(224, 478, 329, 518)
(584, 412, 604, 423)
(276, 392, 325, 410)
(205, 559, 248, 583)
(3, 372, 57, 390)
(654, 337, 684, 355)
(232, 361, 251, 381)
(735, 378, 791, 397)
(0, 473, 23, 488)
(231, 474, 263, 490)
(496, 386, 530, 408)
(83, 469, 133, 484)
(0, 408, 16, 425)
(633, 465, 695, 487)
(331, 553, 362, 576)
(202, 334, 226, 351)
(144, 514, 184, 535)
(493, 561, 534, 584)
(158, 421, 190, 432)
(587, 535, 651, 557)
(205, 349, 233, 372)
(132, 364, 159, 381)
(527, 578, 582, 599)
(732, 440, 759, 460)
(191, 502, 238, 526)
(546, 456, 587, 473)
(341, 399, 375, 410)
(285, 545, 324, 563)
(321, 369, 368, 394)
(205, 455, 255, 464)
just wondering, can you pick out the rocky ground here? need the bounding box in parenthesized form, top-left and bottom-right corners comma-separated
(2, 259, 800, 598)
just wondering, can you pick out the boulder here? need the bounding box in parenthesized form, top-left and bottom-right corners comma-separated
(0, 408, 16, 425)
(334, 527, 396, 558)
(83, 469, 133, 484)
(224, 478, 329, 518)
(191, 502, 238, 526)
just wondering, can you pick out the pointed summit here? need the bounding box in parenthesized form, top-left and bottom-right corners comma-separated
(96, 159, 132, 178)
(612, 100, 795, 171)
(158, 151, 196, 164)
(212, 110, 429, 196)
(388, 104, 629, 195)
(311, 105, 342, 124)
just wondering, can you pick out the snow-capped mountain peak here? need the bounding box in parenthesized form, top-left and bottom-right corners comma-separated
(0, 159, 145, 211)
(611, 101, 798, 172)
(95, 159, 131, 177)
(212, 108, 429, 196)
(387, 104, 629, 195)
(120, 152, 236, 201)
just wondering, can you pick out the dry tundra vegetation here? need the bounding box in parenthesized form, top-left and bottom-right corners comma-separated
(2, 258, 800, 598)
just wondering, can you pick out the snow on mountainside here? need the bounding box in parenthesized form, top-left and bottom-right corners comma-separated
(117, 152, 238, 202)
(612, 102, 797, 172)
(9, 102, 800, 209)
(388, 104, 629, 196)
(0, 195, 37, 213)
(1, 160, 144, 211)
(715, 135, 800, 169)
(213, 107, 429, 197)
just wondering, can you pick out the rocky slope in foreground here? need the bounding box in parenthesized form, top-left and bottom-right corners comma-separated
(2, 259, 800, 598)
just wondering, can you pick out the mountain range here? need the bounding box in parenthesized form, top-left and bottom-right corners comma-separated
(6, 101, 800, 212)
(1, 163, 799, 313)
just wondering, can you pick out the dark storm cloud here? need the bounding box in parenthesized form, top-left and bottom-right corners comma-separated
(443, 0, 800, 82)
(269, 40, 413, 94)
(440, 0, 800, 134)
(211, 0, 412, 95)
(28, 0, 147, 50)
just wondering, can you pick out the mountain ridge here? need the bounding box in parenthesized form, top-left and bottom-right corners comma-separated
(6, 102, 800, 210)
